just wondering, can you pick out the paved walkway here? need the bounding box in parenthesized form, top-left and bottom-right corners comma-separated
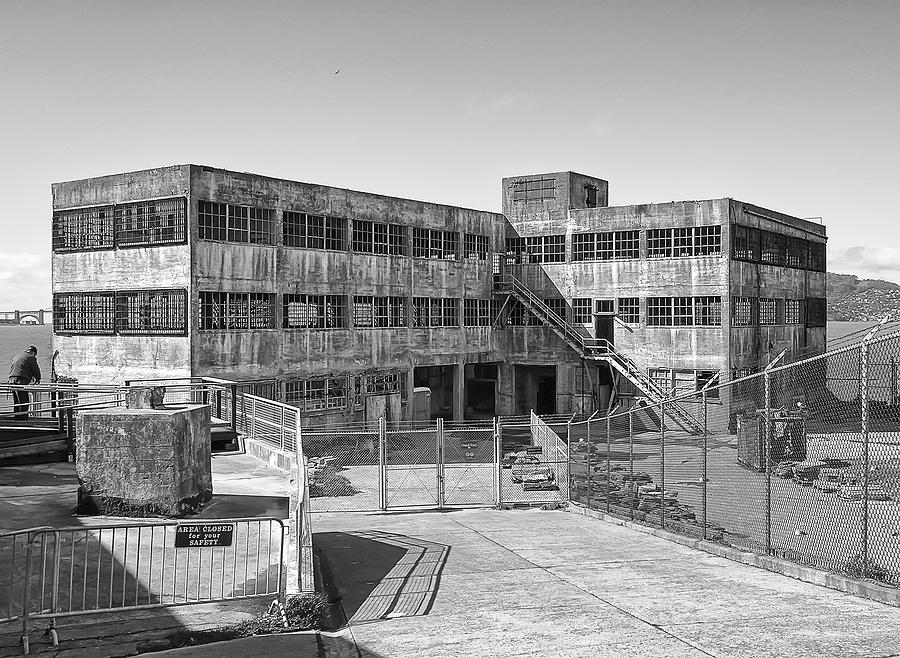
(6, 453, 900, 657)
(169, 506, 900, 657)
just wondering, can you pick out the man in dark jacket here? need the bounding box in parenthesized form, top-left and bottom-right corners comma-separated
(8, 345, 41, 420)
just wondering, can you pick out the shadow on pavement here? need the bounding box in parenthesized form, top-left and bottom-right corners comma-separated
(316, 530, 450, 627)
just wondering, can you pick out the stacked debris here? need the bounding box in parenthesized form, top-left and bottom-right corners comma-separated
(307, 456, 359, 498)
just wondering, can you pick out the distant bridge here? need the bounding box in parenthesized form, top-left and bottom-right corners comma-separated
(0, 309, 52, 325)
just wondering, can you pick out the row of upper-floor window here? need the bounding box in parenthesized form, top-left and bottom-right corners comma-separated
(52, 289, 827, 334)
(51, 198, 492, 260)
(52, 199, 825, 274)
(732, 225, 826, 271)
(52, 290, 507, 333)
(732, 297, 827, 327)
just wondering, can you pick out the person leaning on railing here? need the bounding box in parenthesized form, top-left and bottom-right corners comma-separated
(7, 345, 41, 420)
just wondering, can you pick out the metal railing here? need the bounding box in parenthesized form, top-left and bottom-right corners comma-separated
(497, 273, 704, 433)
(1, 518, 285, 654)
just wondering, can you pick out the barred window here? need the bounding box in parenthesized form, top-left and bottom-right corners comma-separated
(649, 368, 673, 394)
(760, 231, 783, 265)
(647, 298, 672, 326)
(806, 298, 826, 327)
(53, 292, 116, 334)
(673, 297, 693, 326)
(283, 294, 347, 329)
(647, 229, 673, 258)
(732, 225, 760, 261)
(351, 220, 405, 255)
(649, 226, 720, 258)
(759, 298, 777, 325)
(285, 376, 348, 412)
(733, 225, 823, 272)
(572, 233, 594, 261)
(694, 296, 722, 326)
(505, 235, 566, 263)
(412, 228, 458, 259)
(512, 177, 556, 202)
(573, 298, 592, 324)
(696, 225, 722, 256)
(673, 228, 694, 257)
(785, 237, 806, 268)
(648, 296, 722, 326)
(543, 235, 566, 262)
(544, 298, 567, 322)
(364, 371, 403, 395)
(115, 289, 187, 335)
(52, 206, 115, 252)
(412, 298, 459, 327)
(784, 299, 802, 324)
(508, 299, 541, 326)
(808, 242, 826, 272)
(464, 233, 490, 260)
(617, 297, 640, 324)
(198, 201, 227, 241)
(353, 296, 406, 327)
(115, 198, 187, 247)
(375, 223, 407, 255)
(463, 299, 478, 326)
(352, 220, 373, 252)
(595, 299, 614, 315)
(199, 292, 275, 330)
(463, 299, 497, 327)
(732, 296, 757, 326)
(283, 212, 348, 251)
(571, 231, 639, 261)
(198, 201, 275, 245)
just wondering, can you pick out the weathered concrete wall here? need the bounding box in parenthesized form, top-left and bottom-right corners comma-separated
(53, 336, 190, 384)
(51, 166, 193, 384)
(189, 166, 524, 420)
(728, 200, 828, 370)
(76, 404, 211, 516)
(508, 199, 731, 376)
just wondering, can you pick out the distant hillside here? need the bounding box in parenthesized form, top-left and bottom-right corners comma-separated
(827, 273, 900, 321)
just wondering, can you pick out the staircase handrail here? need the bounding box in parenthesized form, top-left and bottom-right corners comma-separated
(499, 273, 703, 434)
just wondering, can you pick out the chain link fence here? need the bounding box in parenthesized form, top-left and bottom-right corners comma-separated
(569, 330, 900, 588)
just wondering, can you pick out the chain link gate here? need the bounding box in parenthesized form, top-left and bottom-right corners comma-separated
(302, 415, 574, 511)
(384, 423, 441, 508)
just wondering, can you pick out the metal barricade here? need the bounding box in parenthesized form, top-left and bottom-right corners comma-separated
(1, 518, 284, 654)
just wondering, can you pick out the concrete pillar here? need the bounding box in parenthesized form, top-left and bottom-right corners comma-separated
(14, 310, 19, 324)
(452, 362, 464, 421)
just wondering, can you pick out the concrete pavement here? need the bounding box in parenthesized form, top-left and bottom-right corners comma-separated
(167, 506, 900, 657)
(5, 452, 900, 657)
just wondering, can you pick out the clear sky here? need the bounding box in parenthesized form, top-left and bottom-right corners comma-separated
(1, 0, 898, 308)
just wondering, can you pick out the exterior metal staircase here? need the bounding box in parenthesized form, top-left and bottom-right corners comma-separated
(494, 273, 704, 435)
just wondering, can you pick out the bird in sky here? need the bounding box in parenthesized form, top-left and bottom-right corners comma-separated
(334, 69, 341, 75)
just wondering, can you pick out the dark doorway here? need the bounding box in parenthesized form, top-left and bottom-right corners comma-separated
(536, 374, 556, 415)
(413, 366, 455, 419)
(594, 299, 615, 346)
(464, 363, 498, 420)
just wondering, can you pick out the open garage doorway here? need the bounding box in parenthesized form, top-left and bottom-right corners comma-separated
(413, 366, 455, 420)
(464, 363, 498, 420)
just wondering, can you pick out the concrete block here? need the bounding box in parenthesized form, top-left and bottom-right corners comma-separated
(76, 404, 211, 517)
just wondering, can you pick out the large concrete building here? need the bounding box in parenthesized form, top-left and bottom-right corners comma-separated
(51, 165, 827, 425)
